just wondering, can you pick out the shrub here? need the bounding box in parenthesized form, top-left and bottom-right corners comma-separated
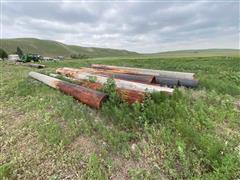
(70, 53, 89, 59)
(0, 48, 8, 59)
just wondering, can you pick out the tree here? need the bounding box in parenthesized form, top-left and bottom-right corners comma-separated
(0, 48, 8, 59)
(16, 47, 23, 58)
(70, 53, 89, 59)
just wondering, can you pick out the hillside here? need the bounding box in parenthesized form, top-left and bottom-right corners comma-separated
(0, 38, 138, 58)
(0, 38, 239, 58)
(151, 49, 240, 57)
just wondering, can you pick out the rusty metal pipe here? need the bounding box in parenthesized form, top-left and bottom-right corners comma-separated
(29, 72, 107, 109)
(75, 80, 145, 104)
(50, 73, 145, 104)
(76, 67, 155, 83)
(109, 73, 155, 83)
(91, 64, 195, 80)
(56, 68, 174, 94)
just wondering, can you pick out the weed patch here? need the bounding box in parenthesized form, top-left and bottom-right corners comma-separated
(0, 163, 12, 179)
(1, 56, 239, 179)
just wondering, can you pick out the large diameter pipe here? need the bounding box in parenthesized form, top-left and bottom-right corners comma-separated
(155, 77, 198, 88)
(117, 88, 145, 104)
(50, 73, 145, 104)
(29, 72, 107, 109)
(74, 79, 145, 104)
(56, 68, 174, 94)
(110, 73, 155, 83)
(91, 64, 195, 80)
(78, 68, 198, 88)
(75, 67, 155, 83)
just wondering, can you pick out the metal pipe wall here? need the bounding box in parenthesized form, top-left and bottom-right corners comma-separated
(78, 68, 199, 88)
(75, 79, 145, 104)
(50, 73, 146, 104)
(59, 67, 155, 83)
(56, 68, 174, 94)
(155, 77, 198, 88)
(29, 72, 107, 109)
(91, 64, 195, 80)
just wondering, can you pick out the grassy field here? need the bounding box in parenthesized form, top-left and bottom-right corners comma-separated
(1, 56, 240, 179)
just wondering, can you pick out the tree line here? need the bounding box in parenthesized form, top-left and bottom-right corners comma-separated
(0, 47, 24, 59)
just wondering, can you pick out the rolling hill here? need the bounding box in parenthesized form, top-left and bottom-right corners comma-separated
(0, 38, 239, 58)
(0, 38, 138, 58)
(149, 49, 240, 57)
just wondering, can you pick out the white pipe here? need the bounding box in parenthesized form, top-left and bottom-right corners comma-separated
(29, 72, 59, 89)
(91, 64, 195, 80)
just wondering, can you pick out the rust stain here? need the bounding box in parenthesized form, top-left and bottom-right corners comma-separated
(81, 68, 155, 83)
(117, 88, 145, 104)
(76, 80, 102, 90)
(57, 67, 155, 84)
(56, 81, 107, 109)
(69, 79, 144, 104)
(56, 68, 146, 104)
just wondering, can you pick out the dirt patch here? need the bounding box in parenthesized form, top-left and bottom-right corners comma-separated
(111, 158, 148, 179)
(1, 108, 26, 130)
(69, 136, 98, 155)
(111, 155, 167, 180)
(234, 99, 240, 110)
(190, 90, 206, 100)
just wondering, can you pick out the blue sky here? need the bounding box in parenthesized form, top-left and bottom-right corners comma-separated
(2, 1, 239, 53)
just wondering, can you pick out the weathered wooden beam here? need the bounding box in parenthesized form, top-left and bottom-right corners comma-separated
(29, 72, 107, 109)
(56, 68, 174, 94)
(91, 64, 195, 80)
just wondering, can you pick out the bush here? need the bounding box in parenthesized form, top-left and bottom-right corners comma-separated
(0, 48, 8, 59)
(16, 46, 23, 58)
(70, 53, 89, 59)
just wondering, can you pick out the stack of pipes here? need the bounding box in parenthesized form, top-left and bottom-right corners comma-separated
(56, 67, 174, 94)
(90, 64, 198, 88)
(29, 64, 197, 109)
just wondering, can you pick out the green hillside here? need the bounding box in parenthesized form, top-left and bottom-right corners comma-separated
(1, 38, 239, 58)
(151, 49, 240, 57)
(0, 38, 138, 58)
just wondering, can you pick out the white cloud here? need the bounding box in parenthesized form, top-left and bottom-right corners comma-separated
(2, 1, 239, 53)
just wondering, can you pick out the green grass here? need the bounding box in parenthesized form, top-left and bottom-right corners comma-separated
(1, 56, 240, 179)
